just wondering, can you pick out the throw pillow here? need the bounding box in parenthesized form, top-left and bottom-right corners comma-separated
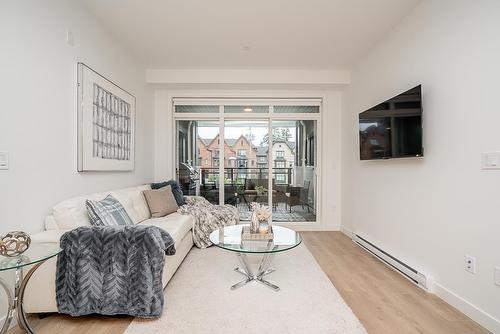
(86, 195, 134, 226)
(143, 185, 179, 218)
(151, 180, 185, 206)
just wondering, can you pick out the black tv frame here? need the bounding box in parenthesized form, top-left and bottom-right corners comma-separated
(359, 85, 423, 161)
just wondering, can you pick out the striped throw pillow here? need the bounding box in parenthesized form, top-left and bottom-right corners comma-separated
(85, 195, 133, 226)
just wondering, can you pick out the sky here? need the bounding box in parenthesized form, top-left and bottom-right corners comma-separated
(198, 125, 296, 147)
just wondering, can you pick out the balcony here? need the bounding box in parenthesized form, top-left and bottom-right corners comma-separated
(196, 167, 315, 222)
(200, 167, 291, 185)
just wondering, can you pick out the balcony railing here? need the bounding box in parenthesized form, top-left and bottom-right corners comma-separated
(200, 167, 293, 186)
(195, 167, 314, 217)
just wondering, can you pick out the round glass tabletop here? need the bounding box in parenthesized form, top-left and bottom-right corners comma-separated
(209, 224, 302, 254)
(0, 243, 61, 272)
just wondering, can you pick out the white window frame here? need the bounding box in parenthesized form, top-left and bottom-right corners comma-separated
(275, 161, 285, 168)
(173, 97, 321, 225)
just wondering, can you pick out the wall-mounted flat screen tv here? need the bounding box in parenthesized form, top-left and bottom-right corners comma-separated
(359, 85, 423, 160)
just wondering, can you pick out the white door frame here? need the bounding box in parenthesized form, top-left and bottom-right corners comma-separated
(170, 93, 326, 230)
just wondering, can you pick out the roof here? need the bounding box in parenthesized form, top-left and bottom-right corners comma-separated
(200, 138, 212, 146)
(274, 140, 296, 152)
(225, 139, 237, 146)
(256, 146, 268, 156)
(199, 135, 295, 153)
(198, 137, 241, 148)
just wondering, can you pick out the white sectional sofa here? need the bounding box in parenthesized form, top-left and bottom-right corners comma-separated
(23, 185, 194, 313)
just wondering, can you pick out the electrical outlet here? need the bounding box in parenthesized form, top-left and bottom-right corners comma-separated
(465, 255, 476, 274)
(494, 267, 500, 286)
(482, 152, 500, 169)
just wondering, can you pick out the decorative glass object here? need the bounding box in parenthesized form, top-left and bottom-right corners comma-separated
(250, 203, 271, 234)
(259, 220, 270, 234)
(0, 231, 31, 257)
(250, 203, 260, 233)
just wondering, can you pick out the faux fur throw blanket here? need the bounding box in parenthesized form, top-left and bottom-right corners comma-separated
(56, 225, 175, 318)
(178, 196, 239, 248)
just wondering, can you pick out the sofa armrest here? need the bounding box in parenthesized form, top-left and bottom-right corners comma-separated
(30, 230, 67, 244)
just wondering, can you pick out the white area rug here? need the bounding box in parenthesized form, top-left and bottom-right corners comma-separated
(125, 244, 366, 334)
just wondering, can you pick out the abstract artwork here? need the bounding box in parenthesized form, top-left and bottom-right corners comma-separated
(77, 63, 135, 171)
(92, 84, 132, 161)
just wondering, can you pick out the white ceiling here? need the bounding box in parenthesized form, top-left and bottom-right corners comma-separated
(82, 0, 420, 69)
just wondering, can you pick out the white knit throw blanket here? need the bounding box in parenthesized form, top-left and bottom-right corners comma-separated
(177, 196, 239, 248)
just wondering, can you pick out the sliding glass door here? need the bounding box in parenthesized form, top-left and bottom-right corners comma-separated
(176, 119, 219, 201)
(174, 100, 319, 223)
(271, 120, 317, 222)
(223, 120, 269, 221)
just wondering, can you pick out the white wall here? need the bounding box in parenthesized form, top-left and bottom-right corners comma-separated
(0, 0, 154, 234)
(146, 69, 351, 85)
(153, 87, 342, 231)
(342, 0, 500, 331)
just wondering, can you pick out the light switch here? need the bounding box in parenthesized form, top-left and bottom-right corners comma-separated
(481, 152, 500, 170)
(0, 151, 8, 170)
(495, 267, 500, 287)
(66, 29, 74, 46)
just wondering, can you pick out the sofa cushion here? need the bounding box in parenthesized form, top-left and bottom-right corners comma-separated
(110, 185, 151, 224)
(44, 215, 58, 231)
(140, 213, 193, 244)
(151, 180, 185, 206)
(143, 186, 178, 218)
(52, 185, 151, 230)
(52, 191, 109, 230)
(30, 230, 67, 243)
(86, 195, 134, 226)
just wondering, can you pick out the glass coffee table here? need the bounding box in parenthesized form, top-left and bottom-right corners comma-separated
(209, 224, 301, 292)
(0, 243, 61, 334)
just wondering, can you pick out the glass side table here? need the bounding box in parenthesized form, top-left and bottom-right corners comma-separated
(0, 243, 61, 334)
(209, 224, 302, 292)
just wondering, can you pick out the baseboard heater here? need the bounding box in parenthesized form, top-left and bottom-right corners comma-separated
(353, 234, 428, 290)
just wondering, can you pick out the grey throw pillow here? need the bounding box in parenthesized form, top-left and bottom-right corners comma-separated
(143, 185, 179, 218)
(86, 195, 134, 226)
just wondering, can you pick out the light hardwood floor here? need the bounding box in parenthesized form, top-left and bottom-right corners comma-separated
(301, 232, 489, 334)
(9, 232, 489, 334)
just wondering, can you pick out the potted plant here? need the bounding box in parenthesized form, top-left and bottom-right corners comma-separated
(255, 185, 267, 196)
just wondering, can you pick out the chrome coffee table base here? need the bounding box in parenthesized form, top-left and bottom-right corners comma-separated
(0, 261, 45, 334)
(231, 252, 279, 292)
(210, 225, 302, 293)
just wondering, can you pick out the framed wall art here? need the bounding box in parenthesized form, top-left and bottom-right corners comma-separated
(77, 63, 135, 171)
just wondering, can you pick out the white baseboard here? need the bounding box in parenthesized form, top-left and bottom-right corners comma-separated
(433, 282, 500, 333)
(340, 225, 500, 334)
(272, 222, 340, 231)
(340, 225, 354, 239)
(291, 224, 340, 231)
